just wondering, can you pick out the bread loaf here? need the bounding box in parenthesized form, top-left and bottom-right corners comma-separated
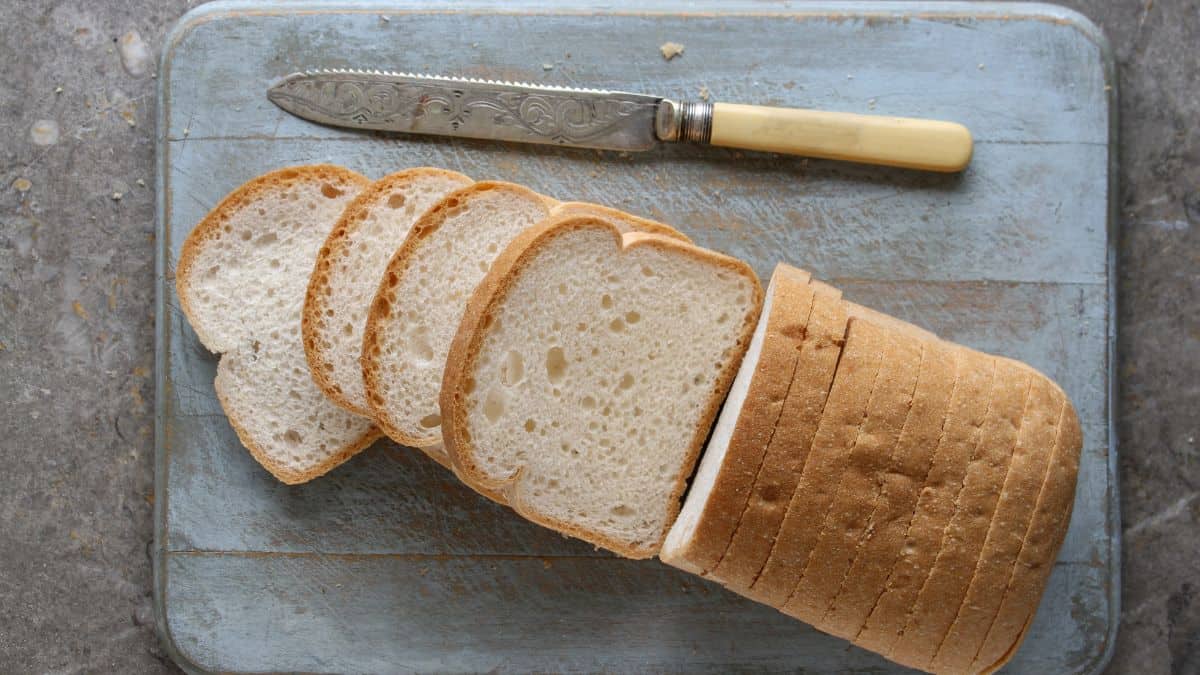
(661, 265, 1080, 675)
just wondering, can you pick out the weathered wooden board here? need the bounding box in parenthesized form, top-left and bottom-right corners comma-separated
(155, 1, 1119, 673)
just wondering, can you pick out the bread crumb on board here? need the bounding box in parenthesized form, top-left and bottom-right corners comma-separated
(698, 85, 711, 101)
(659, 42, 685, 60)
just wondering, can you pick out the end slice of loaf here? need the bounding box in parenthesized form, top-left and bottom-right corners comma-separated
(660, 263, 814, 574)
(303, 168, 473, 416)
(361, 183, 689, 462)
(175, 165, 379, 483)
(440, 216, 763, 558)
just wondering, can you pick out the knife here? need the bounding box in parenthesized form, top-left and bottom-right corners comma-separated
(268, 69, 972, 172)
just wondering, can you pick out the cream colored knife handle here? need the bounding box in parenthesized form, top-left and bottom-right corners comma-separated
(659, 100, 973, 172)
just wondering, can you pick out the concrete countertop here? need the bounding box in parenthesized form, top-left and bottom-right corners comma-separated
(0, 1, 1195, 672)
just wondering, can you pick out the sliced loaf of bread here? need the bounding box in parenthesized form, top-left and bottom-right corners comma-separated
(175, 165, 379, 484)
(440, 215, 762, 558)
(360, 182, 688, 465)
(302, 168, 473, 416)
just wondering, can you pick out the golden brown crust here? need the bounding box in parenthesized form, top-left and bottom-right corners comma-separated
(781, 319, 925, 626)
(887, 358, 1031, 670)
(971, 394, 1081, 673)
(713, 281, 846, 590)
(302, 168, 472, 416)
(663, 263, 815, 573)
(176, 164, 371, 352)
(929, 370, 1066, 674)
(175, 165, 378, 485)
(361, 181, 558, 451)
(854, 347, 994, 656)
(843, 300, 939, 343)
(551, 202, 692, 244)
(820, 337, 958, 639)
(747, 316, 884, 606)
(440, 215, 762, 559)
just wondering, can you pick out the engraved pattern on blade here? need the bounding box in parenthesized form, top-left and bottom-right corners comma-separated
(268, 71, 661, 150)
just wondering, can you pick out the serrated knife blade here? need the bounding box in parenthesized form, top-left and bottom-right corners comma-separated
(267, 69, 663, 151)
(267, 69, 974, 172)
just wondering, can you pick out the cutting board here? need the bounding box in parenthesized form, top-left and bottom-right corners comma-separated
(154, 1, 1119, 672)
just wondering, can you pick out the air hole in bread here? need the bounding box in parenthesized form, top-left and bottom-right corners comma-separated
(601, 294, 613, 309)
(483, 388, 506, 423)
(239, 230, 251, 241)
(716, 312, 729, 324)
(257, 233, 279, 247)
(406, 328, 434, 363)
(641, 265, 655, 277)
(612, 504, 634, 517)
(625, 311, 641, 324)
(342, 323, 353, 336)
(557, 283, 568, 296)
(205, 265, 220, 278)
(269, 259, 281, 269)
(581, 395, 596, 409)
(282, 429, 302, 446)
(500, 350, 524, 386)
(618, 373, 635, 390)
(524, 418, 536, 432)
(419, 413, 441, 429)
(609, 318, 625, 333)
(488, 242, 499, 254)
(545, 347, 567, 384)
(576, 322, 587, 331)
(386, 193, 406, 209)
(320, 183, 344, 199)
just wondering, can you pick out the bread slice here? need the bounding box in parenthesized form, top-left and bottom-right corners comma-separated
(971, 389, 1081, 674)
(747, 317, 884, 606)
(660, 264, 814, 575)
(928, 368, 1066, 674)
(887, 358, 1031, 670)
(175, 165, 380, 484)
(780, 319, 924, 625)
(361, 183, 690, 464)
(854, 348, 995, 655)
(302, 168, 473, 416)
(820, 336, 959, 639)
(362, 181, 558, 452)
(713, 281, 847, 591)
(440, 215, 763, 558)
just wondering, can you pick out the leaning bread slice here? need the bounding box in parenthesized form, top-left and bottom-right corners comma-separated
(929, 367, 1066, 674)
(175, 165, 379, 484)
(780, 318, 924, 625)
(713, 281, 847, 591)
(303, 168, 473, 416)
(660, 263, 814, 575)
(747, 316, 885, 607)
(441, 215, 763, 558)
(886, 358, 1030, 671)
(361, 183, 689, 461)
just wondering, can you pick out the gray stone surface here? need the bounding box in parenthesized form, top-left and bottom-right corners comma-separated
(0, 1, 1194, 674)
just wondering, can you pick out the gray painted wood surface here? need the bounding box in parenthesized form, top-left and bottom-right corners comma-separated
(154, 1, 1118, 672)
